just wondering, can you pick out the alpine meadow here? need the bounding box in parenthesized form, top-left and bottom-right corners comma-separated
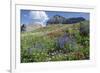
(20, 10, 90, 63)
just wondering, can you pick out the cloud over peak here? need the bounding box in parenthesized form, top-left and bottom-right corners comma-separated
(29, 11, 49, 27)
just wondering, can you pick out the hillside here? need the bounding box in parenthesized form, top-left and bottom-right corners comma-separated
(21, 21, 89, 63)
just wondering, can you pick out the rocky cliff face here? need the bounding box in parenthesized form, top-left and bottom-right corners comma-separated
(47, 15, 86, 25)
(47, 15, 66, 24)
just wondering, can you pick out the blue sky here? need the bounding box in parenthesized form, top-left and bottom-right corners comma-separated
(20, 10, 90, 25)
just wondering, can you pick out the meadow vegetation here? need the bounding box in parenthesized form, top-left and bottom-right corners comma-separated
(21, 21, 89, 63)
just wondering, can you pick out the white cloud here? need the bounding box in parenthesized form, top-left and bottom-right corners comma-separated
(29, 11, 49, 27)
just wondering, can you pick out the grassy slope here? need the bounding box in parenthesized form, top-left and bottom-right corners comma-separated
(21, 22, 89, 63)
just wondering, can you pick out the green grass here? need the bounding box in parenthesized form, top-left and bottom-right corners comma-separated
(21, 21, 89, 63)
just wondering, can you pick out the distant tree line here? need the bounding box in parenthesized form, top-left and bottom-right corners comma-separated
(47, 15, 86, 25)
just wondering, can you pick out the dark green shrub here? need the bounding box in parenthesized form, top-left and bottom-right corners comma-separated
(80, 21, 89, 36)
